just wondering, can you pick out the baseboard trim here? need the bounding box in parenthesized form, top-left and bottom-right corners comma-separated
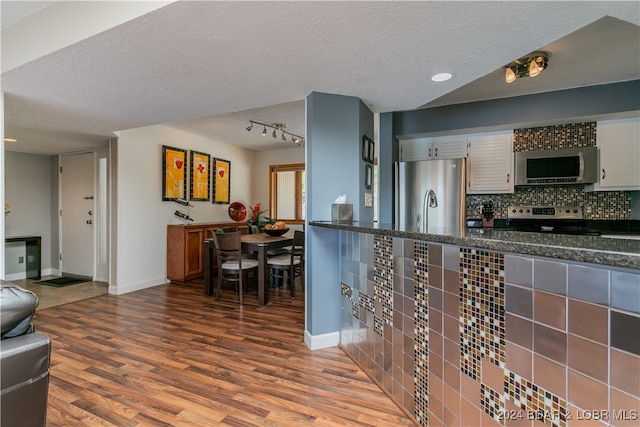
(4, 272, 26, 281)
(5, 268, 61, 281)
(109, 278, 164, 295)
(304, 330, 340, 350)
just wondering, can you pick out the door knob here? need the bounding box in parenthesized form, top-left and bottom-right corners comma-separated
(86, 220, 93, 225)
(88, 210, 93, 215)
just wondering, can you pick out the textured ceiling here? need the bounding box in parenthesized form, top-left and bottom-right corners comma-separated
(2, 1, 639, 155)
(0, 0, 54, 30)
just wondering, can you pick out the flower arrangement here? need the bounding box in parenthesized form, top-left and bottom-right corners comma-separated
(248, 202, 269, 226)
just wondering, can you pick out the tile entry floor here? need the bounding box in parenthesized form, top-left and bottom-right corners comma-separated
(13, 276, 109, 310)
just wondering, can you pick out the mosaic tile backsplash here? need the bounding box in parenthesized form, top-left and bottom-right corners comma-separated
(513, 122, 597, 152)
(339, 229, 640, 427)
(466, 122, 633, 220)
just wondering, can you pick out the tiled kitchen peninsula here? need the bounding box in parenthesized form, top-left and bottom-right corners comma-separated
(312, 222, 640, 427)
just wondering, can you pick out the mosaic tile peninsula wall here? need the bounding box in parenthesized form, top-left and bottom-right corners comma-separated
(339, 230, 640, 427)
(465, 122, 632, 220)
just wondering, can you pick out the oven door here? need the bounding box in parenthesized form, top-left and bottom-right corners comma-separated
(508, 219, 601, 235)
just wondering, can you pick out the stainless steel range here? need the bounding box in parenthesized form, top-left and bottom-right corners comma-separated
(507, 205, 601, 235)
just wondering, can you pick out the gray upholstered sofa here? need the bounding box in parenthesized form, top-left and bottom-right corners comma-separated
(0, 283, 50, 426)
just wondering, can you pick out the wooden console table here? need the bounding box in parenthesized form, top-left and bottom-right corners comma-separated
(166, 222, 248, 282)
(5, 236, 42, 280)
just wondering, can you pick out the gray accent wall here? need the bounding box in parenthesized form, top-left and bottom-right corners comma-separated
(393, 80, 640, 138)
(358, 100, 375, 223)
(378, 113, 395, 224)
(306, 91, 374, 338)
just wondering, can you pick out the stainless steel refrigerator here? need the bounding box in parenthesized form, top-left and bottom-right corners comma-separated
(395, 158, 466, 233)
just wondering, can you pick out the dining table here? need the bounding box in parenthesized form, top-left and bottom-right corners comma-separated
(204, 232, 293, 305)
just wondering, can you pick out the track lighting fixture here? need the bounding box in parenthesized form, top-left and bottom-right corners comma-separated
(246, 120, 304, 146)
(504, 51, 548, 83)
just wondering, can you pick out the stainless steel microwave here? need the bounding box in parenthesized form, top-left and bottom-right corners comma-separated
(515, 147, 598, 186)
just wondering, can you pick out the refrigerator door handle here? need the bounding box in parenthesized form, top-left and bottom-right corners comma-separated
(427, 189, 438, 208)
(422, 191, 428, 231)
(422, 189, 438, 231)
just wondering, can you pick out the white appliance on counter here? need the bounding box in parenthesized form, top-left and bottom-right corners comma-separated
(395, 158, 466, 233)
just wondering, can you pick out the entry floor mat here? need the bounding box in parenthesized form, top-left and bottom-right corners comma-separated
(38, 276, 90, 287)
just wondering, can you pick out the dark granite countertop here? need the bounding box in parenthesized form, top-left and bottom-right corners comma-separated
(309, 221, 640, 270)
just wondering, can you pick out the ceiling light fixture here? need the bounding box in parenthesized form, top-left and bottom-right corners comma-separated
(504, 51, 549, 83)
(246, 120, 304, 146)
(431, 72, 452, 82)
(3, 138, 18, 143)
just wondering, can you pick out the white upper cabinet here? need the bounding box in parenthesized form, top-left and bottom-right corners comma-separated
(399, 131, 514, 193)
(399, 137, 431, 161)
(467, 131, 514, 194)
(591, 117, 640, 191)
(430, 135, 468, 160)
(399, 135, 467, 161)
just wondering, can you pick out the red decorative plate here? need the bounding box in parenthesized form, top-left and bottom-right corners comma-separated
(228, 202, 247, 222)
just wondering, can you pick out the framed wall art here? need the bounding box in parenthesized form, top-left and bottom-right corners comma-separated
(212, 158, 231, 204)
(362, 135, 370, 162)
(362, 135, 374, 163)
(189, 150, 210, 201)
(365, 164, 373, 189)
(162, 145, 187, 201)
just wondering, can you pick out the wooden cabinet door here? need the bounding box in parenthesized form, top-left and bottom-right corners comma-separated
(185, 228, 205, 278)
(167, 222, 249, 282)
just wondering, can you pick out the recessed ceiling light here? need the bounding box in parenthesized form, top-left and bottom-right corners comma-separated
(431, 72, 452, 82)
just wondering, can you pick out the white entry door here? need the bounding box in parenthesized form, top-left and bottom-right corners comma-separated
(61, 152, 95, 277)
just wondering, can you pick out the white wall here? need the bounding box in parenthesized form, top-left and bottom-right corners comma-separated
(113, 125, 256, 294)
(4, 151, 55, 279)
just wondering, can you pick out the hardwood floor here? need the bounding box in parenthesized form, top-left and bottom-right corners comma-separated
(33, 279, 414, 426)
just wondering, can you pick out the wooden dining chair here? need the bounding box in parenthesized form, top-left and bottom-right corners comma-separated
(211, 226, 235, 236)
(211, 231, 258, 304)
(267, 230, 304, 298)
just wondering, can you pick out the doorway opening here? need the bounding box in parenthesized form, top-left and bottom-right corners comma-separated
(59, 149, 109, 284)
